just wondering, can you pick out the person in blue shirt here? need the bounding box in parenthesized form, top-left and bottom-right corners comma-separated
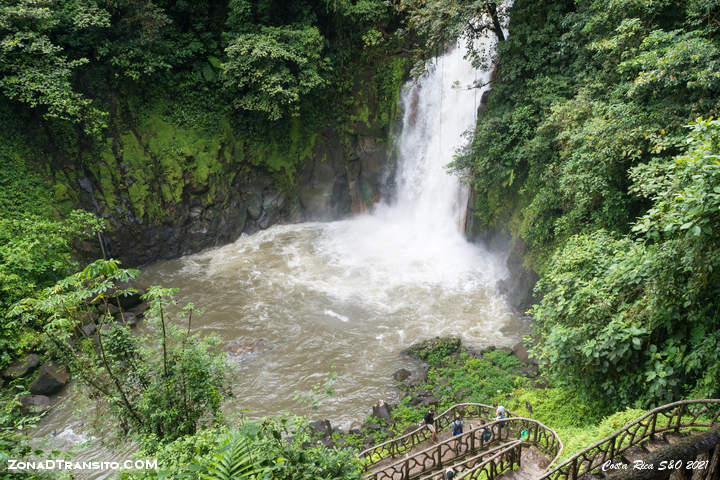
(450, 413, 464, 452)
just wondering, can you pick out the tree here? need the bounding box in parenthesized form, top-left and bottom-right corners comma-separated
(397, 0, 509, 70)
(10, 259, 230, 442)
(222, 25, 329, 120)
(0, 0, 109, 135)
(0, 210, 102, 369)
(531, 119, 720, 410)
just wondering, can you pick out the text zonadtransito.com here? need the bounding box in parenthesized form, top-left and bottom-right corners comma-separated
(7, 459, 158, 471)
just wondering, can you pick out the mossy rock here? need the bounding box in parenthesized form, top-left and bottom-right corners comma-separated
(406, 337, 461, 366)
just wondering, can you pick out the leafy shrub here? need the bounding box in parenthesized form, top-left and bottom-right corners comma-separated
(11, 260, 230, 443)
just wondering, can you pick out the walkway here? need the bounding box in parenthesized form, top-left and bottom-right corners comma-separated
(359, 399, 720, 480)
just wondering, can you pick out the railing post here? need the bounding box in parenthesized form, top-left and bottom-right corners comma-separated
(517, 444, 522, 468)
(571, 457, 578, 480)
(650, 412, 657, 438)
(609, 436, 616, 462)
(403, 459, 409, 480)
(675, 404, 684, 433)
(470, 429, 475, 452)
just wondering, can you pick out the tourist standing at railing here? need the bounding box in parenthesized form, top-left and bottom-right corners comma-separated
(450, 413, 464, 453)
(479, 419, 491, 442)
(424, 408, 438, 442)
(493, 402, 506, 439)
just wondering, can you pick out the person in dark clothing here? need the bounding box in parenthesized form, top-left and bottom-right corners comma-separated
(424, 408, 438, 442)
(450, 413, 464, 452)
(479, 419, 491, 442)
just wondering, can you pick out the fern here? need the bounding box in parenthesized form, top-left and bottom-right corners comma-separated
(203, 434, 262, 480)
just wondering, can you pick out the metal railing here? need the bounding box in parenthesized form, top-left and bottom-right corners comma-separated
(422, 441, 523, 480)
(455, 442, 523, 480)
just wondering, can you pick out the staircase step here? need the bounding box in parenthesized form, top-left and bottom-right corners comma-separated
(622, 445, 649, 464)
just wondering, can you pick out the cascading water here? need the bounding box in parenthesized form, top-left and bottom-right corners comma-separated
(31, 37, 524, 478)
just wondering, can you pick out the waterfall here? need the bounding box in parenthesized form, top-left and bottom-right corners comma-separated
(315, 40, 499, 289)
(393, 44, 490, 234)
(29, 32, 518, 474)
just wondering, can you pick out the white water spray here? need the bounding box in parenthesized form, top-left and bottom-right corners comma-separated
(139, 40, 518, 420)
(314, 41, 500, 290)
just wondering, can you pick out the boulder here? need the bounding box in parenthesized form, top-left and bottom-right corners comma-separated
(19, 395, 51, 414)
(346, 421, 362, 435)
(512, 342, 538, 365)
(29, 362, 70, 395)
(372, 400, 393, 420)
(421, 396, 439, 407)
(405, 337, 461, 365)
(3, 354, 41, 380)
(128, 302, 149, 318)
(308, 419, 334, 447)
(116, 312, 137, 328)
(308, 419, 333, 439)
(110, 286, 145, 310)
(247, 191, 263, 220)
(392, 368, 411, 382)
(81, 323, 96, 337)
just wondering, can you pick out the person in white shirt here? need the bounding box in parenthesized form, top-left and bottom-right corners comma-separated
(493, 402, 507, 438)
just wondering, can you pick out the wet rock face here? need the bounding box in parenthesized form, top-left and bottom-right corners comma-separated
(19, 394, 51, 414)
(29, 362, 71, 396)
(89, 127, 394, 267)
(3, 354, 41, 380)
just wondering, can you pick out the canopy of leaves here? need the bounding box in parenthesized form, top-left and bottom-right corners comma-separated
(531, 119, 720, 410)
(457, 0, 720, 409)
(122, 418, 362, 480)
(0, 210, 101, 368)
(223, 26, 328, 120)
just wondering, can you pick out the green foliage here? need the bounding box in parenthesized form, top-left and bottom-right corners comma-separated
(223, 26, 328, 120)
(398, 0, 509, 71)
(531, 119, 720, 410)
(0, 210, 101, 368)
(125, 418, 362, 480)
(456, 0, 720, 410)
(202, 433, 261, 480)
(505, 387, 603, 429)
(0, 387, 56, 480)
(555, 408, 648, 461)
(11, 260, 230, 443)
(0, 0, 109, 135)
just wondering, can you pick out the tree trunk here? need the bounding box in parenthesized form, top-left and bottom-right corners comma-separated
(486, 2, 505, 42)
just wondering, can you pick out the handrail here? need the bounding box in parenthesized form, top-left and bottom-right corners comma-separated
(360, 403, 514, 466)
(455, 442, 523, 480)
(422, 441, 523, 480)
(366, 417, 563, 480)
(539, 399, 720, 480)
(365, 420, 504, 480)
